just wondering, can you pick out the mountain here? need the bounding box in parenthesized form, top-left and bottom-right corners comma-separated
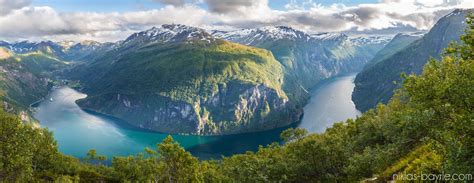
(4, 41, 67, 58)
(213, 26, 390, 105)
(68, 24, 300, 135)
(362, 32, 424, 69)
(0, 24, 389, 135)
(0, 47, 12, 59)
(123, 24, 215, 45)
(0, 40, 115, 62)
(61, 40, 116, 61)
(352, 9, 470, 112)
(0, 47, 67, 116)
(212, 26, 313, 45)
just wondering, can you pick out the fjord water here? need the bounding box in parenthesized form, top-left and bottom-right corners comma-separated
(299, 74, 361, 133)
(34, 74, 360, 159)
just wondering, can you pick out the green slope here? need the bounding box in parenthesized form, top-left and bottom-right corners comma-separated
(0, 50, 67, 113)
(353, 9, 470, 112)
(362, 32, 423, 70)
(2, 14, 472, 182)
(72, 39, 300, 135)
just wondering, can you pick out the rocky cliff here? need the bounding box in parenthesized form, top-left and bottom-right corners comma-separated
(70, 25, 301, 135)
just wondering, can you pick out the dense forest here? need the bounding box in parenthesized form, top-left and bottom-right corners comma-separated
(1, 15, 473, 182)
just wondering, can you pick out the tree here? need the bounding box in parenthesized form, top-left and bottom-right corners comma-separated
(112, 153, 161, 182)
(0, 111, 34, 181)
(85, 149, 107, 166)
(280, 128, 308, 142)
(157, 135, 201, 182)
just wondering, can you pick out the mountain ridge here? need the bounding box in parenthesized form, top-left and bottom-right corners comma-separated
(352, 8, 470, 112)
(67, 29, 302, 135)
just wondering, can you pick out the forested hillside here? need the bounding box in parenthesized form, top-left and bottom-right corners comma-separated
(214, 27, 389, 106)
(69, 25, 301, 135)
(353, 9, 469, 112)
(0, 49, 66, 115)
(1, 13, 472, 183)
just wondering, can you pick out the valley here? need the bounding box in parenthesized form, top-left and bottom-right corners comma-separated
(34, 74, 360, 159)
(1, 8, 467, 157)
(0, 2, 472, 181)
(1, 24, 386, 136)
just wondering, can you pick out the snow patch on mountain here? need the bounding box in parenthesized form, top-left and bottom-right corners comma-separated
(310, 32, 347, 41)
(124, 24, 214, 45)
(212, 26, 313, 45)
(348, 35, 393, 46)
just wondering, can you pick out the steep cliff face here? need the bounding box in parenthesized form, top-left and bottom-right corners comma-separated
(0, 49, 63, 111)
(77, 82, 298, 135)
(214, 27, 389, 106)
(352, 9, 469, 112)
(362, 32, 424, 69)
(71, 25, 301, 135)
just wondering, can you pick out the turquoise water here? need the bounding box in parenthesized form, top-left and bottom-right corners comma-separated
(34, 74, 359, 159)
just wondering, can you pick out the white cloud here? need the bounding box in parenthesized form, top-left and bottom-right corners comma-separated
(275, 0, 472, 32)
(0, 0, 31, 15)
(0, 0, 472, 41)
(152, 0, 187, 7)
(203, 0, 268, 14)
(0, 5, 211, 41)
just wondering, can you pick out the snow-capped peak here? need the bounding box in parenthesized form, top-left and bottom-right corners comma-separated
(445, 8, 463, 18)
(124, 24, 214, 44)
(58, 40, 77, 49)
(348, 35, 393, 46)
(212, 26, 312, 45)
(256, 26, 309, 40)
(311, 32, 347, 41)
(395, 32, 425, 38)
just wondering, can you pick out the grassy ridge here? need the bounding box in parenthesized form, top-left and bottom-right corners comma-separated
(80, 40, 285, 102)
(73, 39, 297, 134)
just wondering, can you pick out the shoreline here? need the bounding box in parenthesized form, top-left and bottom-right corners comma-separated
(36, 73, 358, 137)
(32, 72, 359, 160)
(80, 106, 302, 138)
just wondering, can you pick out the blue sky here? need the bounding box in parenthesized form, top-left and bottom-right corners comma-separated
(0, 0, 471, 41)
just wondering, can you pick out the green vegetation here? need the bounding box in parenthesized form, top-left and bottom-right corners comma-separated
(1, 14, 472, 182)
(249, 34, 385, 107)
(79, 40, 285, 101)
(0, 52, 67, 112)
(363, 33, 422, 70)
(73, 39, 299, 135)
(17, 52, 68, 76)
(353, 9, 469, 112)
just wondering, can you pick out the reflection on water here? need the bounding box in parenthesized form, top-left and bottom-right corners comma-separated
(298, 74, 361, 133)
(34, 74, 359, 159)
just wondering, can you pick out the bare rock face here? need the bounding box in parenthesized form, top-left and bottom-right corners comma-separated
(352, 9, 469, 112)
(77, 82, 300, 135)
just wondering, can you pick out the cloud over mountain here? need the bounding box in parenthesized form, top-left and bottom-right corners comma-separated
(0, 0, 471, 41)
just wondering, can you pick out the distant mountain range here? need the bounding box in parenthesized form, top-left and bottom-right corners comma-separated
(213, 26, 390, 106)
(3, 22, 392, 134)
(0, 47, 64, 117)
(0, 39, 115, 61)
(6, 11, 469, 135)
(352, 9, 469, 112)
